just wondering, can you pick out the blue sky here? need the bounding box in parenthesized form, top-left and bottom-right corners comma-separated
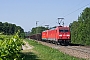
(0, 0, 90, 32)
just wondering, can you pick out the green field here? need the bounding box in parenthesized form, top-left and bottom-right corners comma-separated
(0, 33, 24, 60)
(22, 39, 85, 60)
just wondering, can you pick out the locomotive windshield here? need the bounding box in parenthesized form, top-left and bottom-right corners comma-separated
(59, 30, 69, 32)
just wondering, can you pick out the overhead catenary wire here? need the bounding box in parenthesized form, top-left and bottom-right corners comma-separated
(62, 0, 85, 17)
(38, 1, 90, 28)
(63, 2, 90, 17)
(49, 2, 90, 27)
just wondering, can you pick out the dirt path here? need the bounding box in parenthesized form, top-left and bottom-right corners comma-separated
(21, 41, 40, 60)
(22, 41, 33, 50)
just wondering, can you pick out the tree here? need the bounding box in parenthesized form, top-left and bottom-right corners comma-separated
(0, 22, 25, 38)
(70, 7, 90, 45)
(30, 26, 48, 35)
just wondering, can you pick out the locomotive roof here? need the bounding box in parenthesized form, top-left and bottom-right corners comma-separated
(42, 26, 69, 32)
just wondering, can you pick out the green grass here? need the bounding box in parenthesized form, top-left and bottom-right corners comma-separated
(24, 39, 85, 60)
(21, 51, 40, 60)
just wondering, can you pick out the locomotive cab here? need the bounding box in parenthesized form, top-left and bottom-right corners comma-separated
(58, 26, 71, 44)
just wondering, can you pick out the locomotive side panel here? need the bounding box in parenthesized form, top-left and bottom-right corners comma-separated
(47, 29, 56, 41)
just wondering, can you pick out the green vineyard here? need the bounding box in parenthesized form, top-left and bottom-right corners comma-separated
(0, 32, 24, 60)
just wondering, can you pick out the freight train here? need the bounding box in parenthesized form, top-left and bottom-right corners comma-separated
(29, 26, 71, 45)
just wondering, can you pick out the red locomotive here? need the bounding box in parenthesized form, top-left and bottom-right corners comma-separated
(29, 18, 71, 45)
(42, 26, 71, 45)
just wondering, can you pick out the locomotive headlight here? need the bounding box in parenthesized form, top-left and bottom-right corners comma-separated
(59, 35, 62, 36)
(67, 35, 70, 36)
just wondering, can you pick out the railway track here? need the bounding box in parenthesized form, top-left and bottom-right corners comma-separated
(36, 40, 90, 59)
(66, 46, 90, 54)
